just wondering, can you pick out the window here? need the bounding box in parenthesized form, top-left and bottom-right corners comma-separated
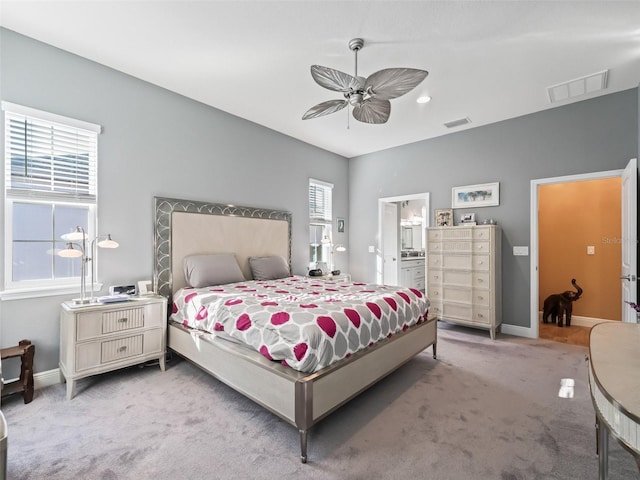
(309, 178, 333, 269)
(2, 102, 101, 293)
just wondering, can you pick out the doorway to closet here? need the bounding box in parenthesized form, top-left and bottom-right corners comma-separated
(530, 158, 637, 344)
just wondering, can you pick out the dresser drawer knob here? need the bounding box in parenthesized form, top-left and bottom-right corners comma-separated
(477, 278, 483, 283)
(477, 296, 483, 300)
(118, 318, 128, 323)
(477, 313, 484, 318)
(118, 346, 127, 352)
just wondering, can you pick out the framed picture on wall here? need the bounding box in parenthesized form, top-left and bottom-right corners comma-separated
(434, 208, 453, 227)
(452, 182, 500, 208)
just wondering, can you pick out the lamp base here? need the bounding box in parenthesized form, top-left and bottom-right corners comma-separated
(71, 298, 91, 305)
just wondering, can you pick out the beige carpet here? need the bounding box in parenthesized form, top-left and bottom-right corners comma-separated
(2, 323, 637, 480)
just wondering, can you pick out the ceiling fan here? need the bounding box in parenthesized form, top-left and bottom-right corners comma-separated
(302, 38, 428, 125)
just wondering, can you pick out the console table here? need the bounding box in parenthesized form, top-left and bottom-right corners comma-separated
(588, 322, 640, 479)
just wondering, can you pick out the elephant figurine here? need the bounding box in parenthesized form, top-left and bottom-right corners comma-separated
(542, 278, 583, 327)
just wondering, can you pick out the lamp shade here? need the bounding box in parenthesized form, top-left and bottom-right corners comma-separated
(58, 243, 83, 258)
(97, 235, 119, 249)
(61, 226, 87, 241)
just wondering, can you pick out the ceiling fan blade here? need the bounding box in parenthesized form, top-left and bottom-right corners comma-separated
(302, 99, 348, 120)
(310, 65, 361, 93)
(352, 98, 391, 124)
(365, 68, 428, 100)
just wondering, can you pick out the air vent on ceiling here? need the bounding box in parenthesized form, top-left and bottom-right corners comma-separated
(547, 70, 609, 103)
(444, 117, 471, 129)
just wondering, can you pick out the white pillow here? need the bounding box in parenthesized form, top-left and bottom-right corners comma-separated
(249, 255, 290, 281)
(184, 253, 245, 288)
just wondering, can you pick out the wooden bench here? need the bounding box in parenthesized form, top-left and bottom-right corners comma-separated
(1, 340, 35, 404)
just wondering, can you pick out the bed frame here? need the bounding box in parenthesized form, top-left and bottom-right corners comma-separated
(153, 196, 437, 463)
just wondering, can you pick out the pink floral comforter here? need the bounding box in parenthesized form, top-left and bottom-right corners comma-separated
(171, 276, 430, 373)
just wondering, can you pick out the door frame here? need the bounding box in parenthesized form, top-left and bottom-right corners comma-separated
(378, 192, 430, 285)
(530, 168, 627, 339)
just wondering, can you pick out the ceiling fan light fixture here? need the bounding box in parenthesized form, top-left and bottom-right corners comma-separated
(349, 93, 363, 106)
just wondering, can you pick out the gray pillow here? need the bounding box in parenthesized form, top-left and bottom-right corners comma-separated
(249, 255, 290, 281)
(184, 253, 245, 288)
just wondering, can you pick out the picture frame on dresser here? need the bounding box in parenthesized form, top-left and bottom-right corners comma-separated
(434, 208, 453, 227)
(452, 182, 500, 208)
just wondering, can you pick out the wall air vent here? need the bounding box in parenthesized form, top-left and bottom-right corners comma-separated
(547, 70, 608, 103)
(444, 117, 471, 129)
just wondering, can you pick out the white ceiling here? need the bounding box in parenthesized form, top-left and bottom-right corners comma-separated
(1, 1, 640, 158)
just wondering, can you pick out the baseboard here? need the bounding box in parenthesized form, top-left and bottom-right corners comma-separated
(3, 368, 61, 392)
(537, 311, 617, 328)
(501, 324, 536, 338)
(34, 368, 61, 390)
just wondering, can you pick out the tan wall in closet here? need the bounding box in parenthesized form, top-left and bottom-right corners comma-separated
(538, 177, 621, 321)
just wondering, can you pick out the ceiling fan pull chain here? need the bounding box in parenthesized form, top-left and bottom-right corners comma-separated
(347, 104, 350, 130)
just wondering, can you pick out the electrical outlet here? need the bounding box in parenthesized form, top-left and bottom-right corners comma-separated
(587, 245, 595, 255)
(368, 245, 375, 253)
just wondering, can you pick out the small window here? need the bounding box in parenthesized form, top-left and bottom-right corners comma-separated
(3, 102, 101, 292)
(309, 179, 333, 269)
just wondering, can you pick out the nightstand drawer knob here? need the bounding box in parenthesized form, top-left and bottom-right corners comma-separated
(118, 318, 128, 323)
(118, 346, 127, 352)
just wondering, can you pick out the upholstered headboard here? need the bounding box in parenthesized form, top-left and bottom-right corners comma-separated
(153, 197, 292, 299)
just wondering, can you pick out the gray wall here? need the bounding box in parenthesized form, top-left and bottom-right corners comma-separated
(348, 89, 638, 330)
(0, 29, 349, 374)
(1, 27, 637, 376)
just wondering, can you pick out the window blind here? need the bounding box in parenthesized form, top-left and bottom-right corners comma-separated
(309, 179, 333, 223)
(4, 105, 99, 203)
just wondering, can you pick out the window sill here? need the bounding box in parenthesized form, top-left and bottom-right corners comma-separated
(0, 283, 103, 301)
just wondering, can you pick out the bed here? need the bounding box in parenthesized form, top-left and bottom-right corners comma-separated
(153, 196, 437, 463)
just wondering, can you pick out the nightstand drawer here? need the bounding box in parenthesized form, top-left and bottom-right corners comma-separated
(101, 335, 143, 363)
(102, 308, 144, 334)
(75, 329, 163, 371)
(76, 304, 156, 341)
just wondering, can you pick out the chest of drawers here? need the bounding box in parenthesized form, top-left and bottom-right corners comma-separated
(426, 225, 501, 339)
(59, 296, 167, 399)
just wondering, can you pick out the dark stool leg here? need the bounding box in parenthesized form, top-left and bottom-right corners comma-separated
(18, 340, 34, 404)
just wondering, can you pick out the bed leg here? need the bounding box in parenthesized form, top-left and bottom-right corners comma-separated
(432, 342, 437, 359)
(299, 429, 308, 463)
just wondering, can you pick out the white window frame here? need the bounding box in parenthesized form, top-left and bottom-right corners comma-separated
(309, 178, 333, 269)
(1, 102, 101, 299)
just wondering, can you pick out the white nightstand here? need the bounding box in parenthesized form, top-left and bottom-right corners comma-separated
(59, 296, 167, 399)
(308, 273, 351, 283)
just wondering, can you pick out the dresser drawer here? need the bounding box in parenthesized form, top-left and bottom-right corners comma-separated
(429, 301, 443, 317)
(432, 254, 476, 270)
(429, 270, 472, 287)
(472, 272, 490, 288)
(473, 290, 490, 306)
(442, 302, 472, 320)
(472, 307, 491, 325)
(472, 242, 490, 254)
(473, 255, 490, 271)
(472, 227, 492, 240)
